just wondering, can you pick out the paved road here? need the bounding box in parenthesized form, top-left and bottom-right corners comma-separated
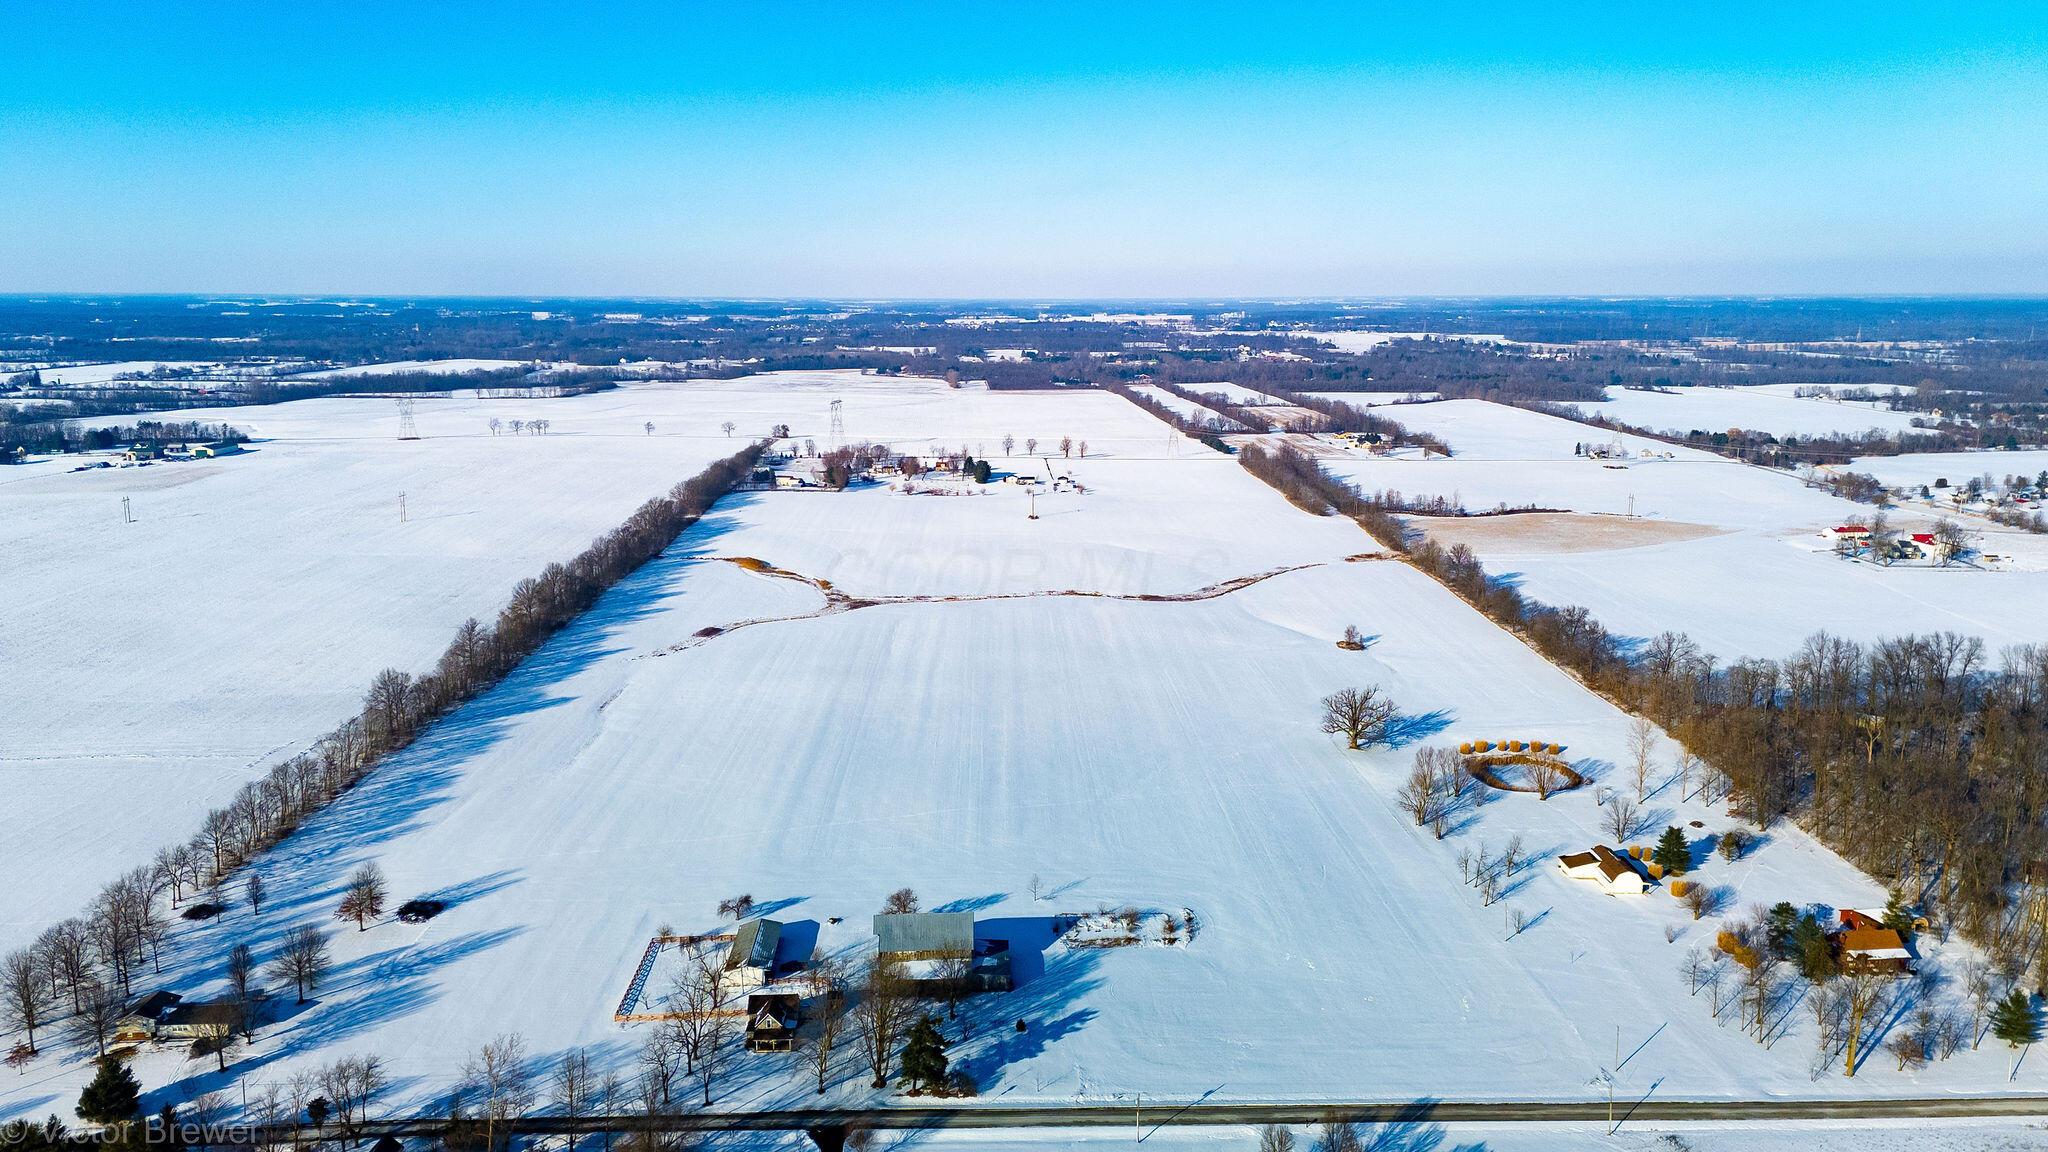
(307, 1094, 2048, 1140)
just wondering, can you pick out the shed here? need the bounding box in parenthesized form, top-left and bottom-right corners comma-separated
(1839, 926, 1912, 975)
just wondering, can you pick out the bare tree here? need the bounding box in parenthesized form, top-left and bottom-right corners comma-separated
(1627, 716, 1657, 799)
(226, 942, 259, 1038)
(1001, 434, 1014, 457)
(810, 952, 849, 1094)
(1528, 757, 1565, 800)
(1843, 971, 1888, 1075)
(672, 948, 736, 1105)
(721, 421, 737, 438)
(643, 421, 655, 437)
(246, 874, 266, 916)
(1932, 517, 1976, 565)
(1025, 437, 1038, 455)
(552, 1046, 594, 1152)
(716, 895, 755, 921)
(1259, 1124, 1297, 1152)
(1, 949, 46, 1053)
(1681, 948, 1710, 994)
(69, 981, 121, 1057)
(852, 957, 911, 1089)
(1059, 436, 1072, 458)
(321, 1055, 388, 1142)
(336, 863, 387, 931)
(1603, 795, 1641, 843)
(464, 1033, 534, 1152)
(882, 888, 920, 915)
(1319, 686, 1396, 750)
(269, 925, 330, 1004)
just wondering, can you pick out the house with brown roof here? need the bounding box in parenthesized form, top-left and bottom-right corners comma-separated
(1838, 926, 1912, 975)
(1556, 845, 1648, 896)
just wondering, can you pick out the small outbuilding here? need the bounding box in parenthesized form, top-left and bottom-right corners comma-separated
(1838, 926, 1912, 976)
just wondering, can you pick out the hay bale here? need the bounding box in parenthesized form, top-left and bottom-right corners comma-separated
(1647, 862, 1666, 881)
(1458, 741, 1473, 755)
(1670, 879, 1691, 897)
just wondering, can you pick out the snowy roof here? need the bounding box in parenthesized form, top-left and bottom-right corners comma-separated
(1841, 927, 1909, 958)
(874, 911, 973, 957)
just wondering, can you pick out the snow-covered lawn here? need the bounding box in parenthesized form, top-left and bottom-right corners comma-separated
(0, 372, 1167, 950)
(5, 418, 2037, 1124)
(1570, 386, 1927, 439)
(1314, 400, 2048, 660)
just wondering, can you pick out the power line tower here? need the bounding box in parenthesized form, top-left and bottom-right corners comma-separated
(827, 399, 844, 447)
(396, 398, 419, 441)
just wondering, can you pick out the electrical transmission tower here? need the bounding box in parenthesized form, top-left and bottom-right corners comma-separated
(827, 399, 844, 447)
(396, 398, 419, 441)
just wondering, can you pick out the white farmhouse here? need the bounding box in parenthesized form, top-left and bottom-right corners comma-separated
(1557, 845, 1647, 896)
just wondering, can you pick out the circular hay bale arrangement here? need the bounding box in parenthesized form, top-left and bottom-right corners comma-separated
(1459, 739, 1584, 796)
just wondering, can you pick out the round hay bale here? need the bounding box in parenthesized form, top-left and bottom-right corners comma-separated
(1458, 741, 1473, 755)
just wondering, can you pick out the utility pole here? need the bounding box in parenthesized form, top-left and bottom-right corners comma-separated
(121, 496, 133, 524)
(398, 492, 408, 523)
(1028, 489, 1038, 520)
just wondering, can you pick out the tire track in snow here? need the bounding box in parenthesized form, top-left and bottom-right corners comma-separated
(643, 554, 1389, 658)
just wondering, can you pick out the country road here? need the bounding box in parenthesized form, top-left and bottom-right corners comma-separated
(279, 1093, 2048, 1142)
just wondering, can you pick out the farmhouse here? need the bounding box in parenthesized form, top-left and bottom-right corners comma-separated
(113, 990, 183, 1044)
(157, 999, 242, 1041)
(1837, 926, 1912, 975)
(722, 917, 782, 988)
(1830, 524, 1871, 541)
(744, 991, 803, 1052)
(1556, 845, 1648, 896)
(122, 444, 163, 462)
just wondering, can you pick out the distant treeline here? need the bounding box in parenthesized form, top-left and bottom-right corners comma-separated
(1101, 383, 1234, 452)
(3, 442, 766, 1021)
(1238, 441, 2048, 978)
(1, 419, 249, 460)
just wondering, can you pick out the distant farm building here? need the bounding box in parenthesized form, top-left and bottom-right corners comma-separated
(113, 990, 183, 1044)
(1557, 845, 1648, 896)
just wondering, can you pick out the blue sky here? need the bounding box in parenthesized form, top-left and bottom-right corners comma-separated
(4, 2, 2046, 296)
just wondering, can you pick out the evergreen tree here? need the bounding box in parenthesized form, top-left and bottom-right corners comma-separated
(972, 459, 992, 484)
(1991, 990, 2041, 1048)
(1881, 891, 1916, 938)
(900, 1015, 948, 1092)
(1792, 915, 1836, 982)
(1650, 827, 1689, 876)
(1766, 902, 1799, 959)
(76, 1056, 141, 1126)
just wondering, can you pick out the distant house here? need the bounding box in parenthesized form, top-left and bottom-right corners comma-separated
(123, 444, 163, 462)
(1838, 926, 1912, 975)
(773, 473, 807, 490)
(1556, 845, 1648, 896)
(1831, 524, 1871, 541)
(744, 991, 803, 1052)
(114, 990, 183, 1044)
(723, 918, 782, 988)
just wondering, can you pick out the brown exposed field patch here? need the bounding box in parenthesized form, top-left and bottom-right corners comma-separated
(1412, 512, 1728, 554)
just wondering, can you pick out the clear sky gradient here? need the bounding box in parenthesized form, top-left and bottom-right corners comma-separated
(5, 2, 2046, 297)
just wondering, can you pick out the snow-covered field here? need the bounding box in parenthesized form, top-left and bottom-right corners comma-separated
(1571, 385, 1926, 438)
(0, 371, 1167, 950)
(4, 379, 2040, 1128)
(1192, 382, 1285, 407)
(1128, 384, 1247, 430)
(1315, 400, 2048, 659)
(1849, 448, 2048, 491)
(1302, 390, 1443, 407)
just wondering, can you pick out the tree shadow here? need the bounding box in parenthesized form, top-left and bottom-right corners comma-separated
(934, 893, 1008, 915)
(1383, 708, 1455, 749)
